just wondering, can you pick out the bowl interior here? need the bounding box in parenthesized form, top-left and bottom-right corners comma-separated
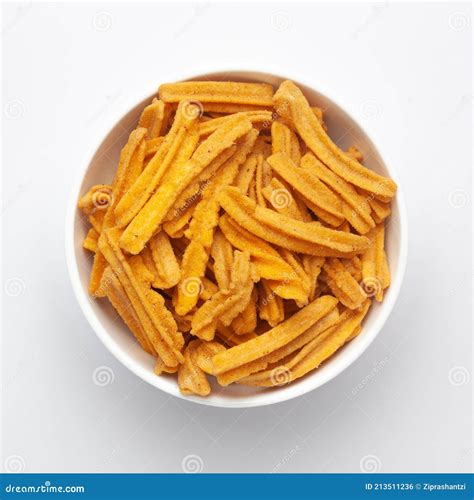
(70, 70, 404, 407)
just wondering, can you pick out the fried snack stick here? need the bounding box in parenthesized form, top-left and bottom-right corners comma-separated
(267, 153, 344, 227)
(169, 146, 236, 219)
(159, 81, 274, 106)
(322, 258, 366, 310)
(154, 357, 179, 375)
(217, 306, 340, 386)
(303, 256, 325, 301)
(138, 99, 166, 139)
(215, 322, 257, 347)
(99, 228, 184, 367)
(255, 154, 267, 207)
(114, 101, 200, 228)
(231, 288, 258, 335)
(262, 178, 305, 220)
(311, 106, 327, 131)
(198, 110, 273, 136)
(83, 228, 99, 253)
(234, 154, 258, 194)
(360, 224, 390, 302)
(219, 187, 369, 257)
(88, 128, 148, 295)
(273, 80, 397, 199)
(175, 131, 258, 314)
(271, 121, 301, 164)
(219, 214, 308, 302)
(367, 196, 391, 224)
(239, 302, 369, 386)
(191, 250, 258, 341)
(343, 256, 363, 283)
(145, 137, 164, 158)
(162, 197, 199, 239)
(194, 341, 226, 375)
(301, 153, 375, 234)
(212, 295, 338, 375)
(149, 231, 181, 289)
(99, 267, 155, 356)
(121, 114, 253, 254)
(211, 228, 234, 290)
(277, 250, 311, 307)
(258, 280, 285, 327)
(178, 340, 211, 396)
(128, 255, 155, 284)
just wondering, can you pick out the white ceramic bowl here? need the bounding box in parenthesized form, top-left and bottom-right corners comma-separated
(66, 68, 408, 408)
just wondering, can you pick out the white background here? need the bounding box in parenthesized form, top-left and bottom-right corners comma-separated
(2, 2, 472, 473)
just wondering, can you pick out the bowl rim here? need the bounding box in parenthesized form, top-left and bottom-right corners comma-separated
(65, 64, 408, 408)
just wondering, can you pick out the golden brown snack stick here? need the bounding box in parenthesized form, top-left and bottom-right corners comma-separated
(219, 187, 369, 256)
(159, 81, 274, 106)
(145, 137, 165, 158)
(303, 256, 325, 301)
(178, 340, 211, 396)
(271, 121, 301, 164)
(149, 231, 181, 288)
(231, 287, 258, 335)
(273, 80, 397, 198)
(211, 228, 234, 290)
(114, 103, 200, 228)
(240, 303, 369, 386)
(169, 146, 236, 219)
(138, 99, 165, 139)
(279, 249, 311, 306)
(202, 103, 272, 114)
(88, 211, 105, 235)
(262, 178, 304, 220)
(162, 197, 198, 239)
(199, 276, 219, 300)
(301, 153, 375, 234)
(218, 306, 339, 385)
(343, 256, 363, 283)
(322, 258, 366, 310)
(215, 322, 257, 347)
(100, 267, 155, 355)
(367, 196, 392, 223)
(212, 295, 338, 374)
(128, 255, 155, 284)
(154, 356, 179, 375)
(175, 240, 209, 315)
(120, 114, 253, 254)
(360, 224, 390, 302)
(191, 250, 257, 340)
(311, 106, 327, 131)
(99, 228, 183, 366)
(234, 154, 258, 194)
(194, 341, 227, 375)
(83, 228, 99, 253)
(219, 215, 308, 302)
(255, 154, 267, 207)
(267, 153, 344, 224)
(258, 280, 285, 327)
(198, 111, 273, 136)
